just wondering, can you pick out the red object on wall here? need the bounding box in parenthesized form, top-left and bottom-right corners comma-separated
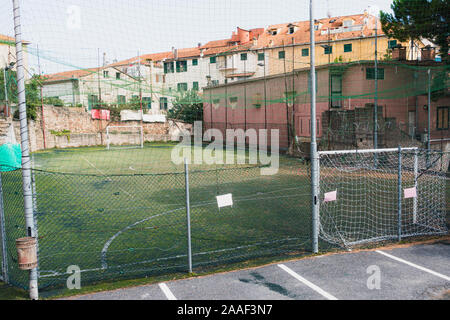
(91, 109, 110, 120)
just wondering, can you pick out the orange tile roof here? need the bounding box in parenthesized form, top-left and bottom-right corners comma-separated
(0, 33, 30, 45)
(43, 68, 100, 83)
(255, 14, 383, 49)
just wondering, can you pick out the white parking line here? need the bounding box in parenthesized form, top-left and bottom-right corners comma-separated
(159, 283, 177, 300)
(376, 250, 450, 282)
(278, 264, 338, 300)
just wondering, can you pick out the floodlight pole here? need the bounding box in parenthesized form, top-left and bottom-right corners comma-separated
(12, 0, 39, 300)
(310, 0, 319, 254)
(427, 69, 431, 165)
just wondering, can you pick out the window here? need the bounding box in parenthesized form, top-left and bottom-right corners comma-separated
(117, 95, 126, 105)
(192, 59, 198, 66)
(103, 71, 109, 78)
(324, 46, 332, 55)
(344, 44, 352, 53)
(240, 53, 247, 61)
(164, 61, 175, 74)
(211, 80, 219, 86)
(229, 97, 238, 103)
(176, 60, 188, 73)
(288, 26, 295, 34)
(366, 68, 385, 80)
(388, 40, 398, 49)
(116, 72, 121, 80)
(302, 48, 309, 57)
(160, 97, 168, 110)
(330, 74, 342, 108)
(279, 51, 285, 59)
(210, 56, 217, 64)
(258, 53, 265, 61)
(142, 97, 152, 109)
(193, 82, 199, 91)
(437, 107, 449, 130)
(88, 95, 99, 110)
(177, 83, 188, 92)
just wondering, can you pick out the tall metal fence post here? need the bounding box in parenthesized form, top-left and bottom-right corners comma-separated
(184, 158, 193, 273)
(397, 146, 402, 242)
(310, 0, 319, 254)
(0, 174, 9, 283)
(11, 0, 39, 300)
(413, 149, 418, 224)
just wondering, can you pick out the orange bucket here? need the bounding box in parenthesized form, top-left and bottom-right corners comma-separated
(15, 237, 38, 270)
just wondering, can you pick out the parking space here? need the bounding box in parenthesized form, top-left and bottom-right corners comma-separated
(66, 242, 450, 300)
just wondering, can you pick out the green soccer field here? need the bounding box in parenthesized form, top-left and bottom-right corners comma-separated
(1, 144, 313, 290)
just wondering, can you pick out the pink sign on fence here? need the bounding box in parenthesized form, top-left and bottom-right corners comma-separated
(324, 190, 337, 202)
(404, 187, 417, 199)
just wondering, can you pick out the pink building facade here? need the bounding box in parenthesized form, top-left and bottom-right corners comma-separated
(203, 61, 449, 151)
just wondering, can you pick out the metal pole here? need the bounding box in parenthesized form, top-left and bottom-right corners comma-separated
(310, 0, 319, 254)
(427, 69, 431, 166)
(0, 174, 9, 283)
(12, 0, 39, 300)
(374, 20, 378, 151)
(397, 145, 402, 242)
(184, 158, 192, 273)
(413, 149, 418, 224)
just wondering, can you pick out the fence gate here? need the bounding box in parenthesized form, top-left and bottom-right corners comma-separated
(318, 147, 448, 248)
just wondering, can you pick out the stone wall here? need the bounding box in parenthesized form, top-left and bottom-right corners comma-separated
(13, 105, 191, 151)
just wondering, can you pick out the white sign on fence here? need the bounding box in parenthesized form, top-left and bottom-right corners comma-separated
(217, 194, 233, 209)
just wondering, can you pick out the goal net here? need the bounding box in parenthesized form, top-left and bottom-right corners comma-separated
(106, 126, 144, 150)
(318, 148, 448, 248)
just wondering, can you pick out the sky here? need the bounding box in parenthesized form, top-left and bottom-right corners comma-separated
(0, 0, 394, 75)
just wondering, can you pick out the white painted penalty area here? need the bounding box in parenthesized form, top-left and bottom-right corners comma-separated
(277, 264, 338, 300)
(375, 250, 450, 282)
(159, 283, 177, 300)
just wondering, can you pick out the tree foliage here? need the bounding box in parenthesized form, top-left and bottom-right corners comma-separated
(167, 90, 203, 124)
(380, 0, 449, 63)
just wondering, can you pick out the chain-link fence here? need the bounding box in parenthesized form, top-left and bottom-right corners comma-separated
(0, 146, 448, 292)
(0, 147, 319, 291)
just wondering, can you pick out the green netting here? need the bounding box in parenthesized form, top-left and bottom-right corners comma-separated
(0, 144, 21, 172)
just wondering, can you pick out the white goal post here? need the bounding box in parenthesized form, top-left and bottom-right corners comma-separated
(316, 147, 447, 248)
(106, 126, 144, 150)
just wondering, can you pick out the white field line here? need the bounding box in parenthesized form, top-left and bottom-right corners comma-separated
(278, 264, 338, 300)
(375, 250, 450, 282)
(159, 283, 177, 300)
(81, 155, 133, 198)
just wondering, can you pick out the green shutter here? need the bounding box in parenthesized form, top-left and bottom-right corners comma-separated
(388, 40, 398, 49)
(258, 53, 265, 61)
(241, 53, 247, 61)
(210, 56, 216, 64)
(193, 82, 199, 91)
(279, 51, 285, 59)
(324, 46, 332, 55)
(344, 44, 352, 52)
(302, 48, 309, 56)
(192, 59, 198, 66)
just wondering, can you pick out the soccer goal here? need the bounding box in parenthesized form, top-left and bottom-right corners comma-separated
(317, 147, 447, 248)
(106, 126, 144, 150)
